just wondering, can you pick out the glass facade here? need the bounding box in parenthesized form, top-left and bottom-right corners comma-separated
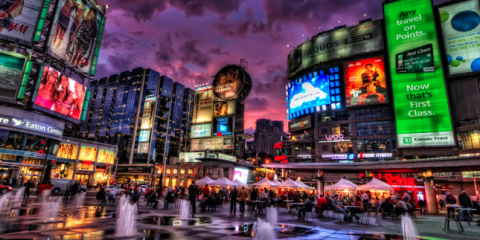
(357, 138, 397, 153)
(457, 130, 480, 150)
(356, 121, 395, 136)
(318, 110, 350, 122)
(355, 107, 393, 119)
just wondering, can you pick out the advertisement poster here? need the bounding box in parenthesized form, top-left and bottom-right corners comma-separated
(78, 145, 97, 161)
(34, 65, 86, 120)
(288, 115, 312, 132)
(218, 153, 236, 162)
(190, 123, 212, 138)
(344, 56, 388, 107)
(213, 100, 235, 116)
(140, 96, 155, 129)
(0, 50, 26, 100)
(213, 117, 233, 137)
(190, 137, 234, 151)
(179, 152, 205, 163)
(49, 0, 103, 74)
(56, 142, 78, 159)
(384, 0, 454, 147)
(212, 65, 244, 100)
(288, 74, 330, 116)
(439, 0, 480, 76)
(97, 148, 114, 164)
(233, 168, 249, 184)
(138, 130, 150, 142)
(0, 0, 44, 46)
(193, 86, 213, 123)
(288, 20, 384, 78)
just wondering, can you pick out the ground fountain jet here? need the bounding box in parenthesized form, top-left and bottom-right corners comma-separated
(40, 197, 62, 222)
(402, 214, 420, 240)
(0, 192, 11, 214)
(115, 195, 138, 238)
(72, 192, 86, 208)
(265, 207, 278, 227)
(178, 200, 191, 219)
(12, 187, 25, 204)
(253, 218, 276, 240)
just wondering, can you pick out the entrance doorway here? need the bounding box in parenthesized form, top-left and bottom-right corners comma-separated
(75, 174, 91, 186)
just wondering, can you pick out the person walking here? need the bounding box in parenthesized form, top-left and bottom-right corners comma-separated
(445, 192, 457, 218)
(70, 182, 79, 200)
(238, 186, 248, 217)
(229, 186, 238, 216)
(439, 199, 445, 209)
(459, 191, 472, 221)
(64, 181, 72, 200)
(188, 181, 198, 217)
(417, 198, 426, 215)
(23, 180, 32, 200)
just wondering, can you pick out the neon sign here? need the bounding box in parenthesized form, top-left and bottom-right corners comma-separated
(274, 142, 283, 149)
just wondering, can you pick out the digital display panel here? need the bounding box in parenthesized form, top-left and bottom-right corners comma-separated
(48, 0, 104, 74)
(213, 117, 233, 137)
(344, 56, 388, 107)
(34, 65, 87, 121)
(56, 142, 78, 159)
(0, 0, 45, 46)
(219, 153, 236, 162)
(213, 100, 235, 116)
(190, 123, 212, 138)
(384, 0, 455, 147)
(439, 0, 480, 76)
(97, 148, 114, 164)
(190, 137, 234, 151)
(233, 168, 249, 184)
(0, 50, 27, 101)
(193, 86, 213, 123)
(179, 152, 205, 163)
(78, 145, 97, 161)
(289, 115, 312, 132)
(288, 73, 330, 117)
(139, 130, 150, 142)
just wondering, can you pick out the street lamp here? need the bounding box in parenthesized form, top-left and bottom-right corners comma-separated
(302, 34, 309, 40)
(287, 45, 295, 48)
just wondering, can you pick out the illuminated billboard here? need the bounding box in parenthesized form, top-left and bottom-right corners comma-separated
(179, 152, 205, 163)
(438, 0, 480, 76)
(78, 145, 97, 161)
(288, 20, 384, 78)
(344, 56, 388, 107)
(0, 0, 45, 46)
(233, 168, 249, 184)
(33, 65, 87, 122)
(97, 148, 115, 164)
(190, 123, 212, 138)
(219, 153, 236, 162)
(48, 0, 105, 75)
(288, 74, 330, 117)
(212, 65, 245, 100)
(56, 143, 78, 159)
(193, 86, 213, 123)
(213, 117, 233, 137)
(289, 115, 311, 132)
(213, 100, 235, 116)
(138, 130, 150, 142)
(384, 0, 455, 147)
(0, 50, 27, 102)
(190, 137, 234, 151)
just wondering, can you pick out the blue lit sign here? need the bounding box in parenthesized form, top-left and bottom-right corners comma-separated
(288, 74, 330, 117)
(214, 117, 233, 137)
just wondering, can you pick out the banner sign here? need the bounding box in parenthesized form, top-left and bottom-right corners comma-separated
(0, 113, 63, 137)
(384, 0, 455, 147)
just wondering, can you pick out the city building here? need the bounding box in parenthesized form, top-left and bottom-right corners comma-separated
(252, 119, 287, 157)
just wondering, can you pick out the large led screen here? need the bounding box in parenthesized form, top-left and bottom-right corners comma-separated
(0, 0, 44, 46)
(213, 100, 235, 116)
(34, 65, 87, 121)
(78, 145, 97, 161)
(190, 137, 234, 151)
(48, 0, 103, 74)
(288, 74, 330, 117)
(193, 86, 213, 123)
(0, 50, 26, 101)
(213, 117, 233, 137)
(179, 152, 205, 163)
(439, 0, 480, 76)
(56, 142, 78, 159)
(190, 123, 212, 138)
(344, 56, 388, 107)
(233, 168, 249, 184)
(97, 148, 114, 164)
(384, 0, 455, 147)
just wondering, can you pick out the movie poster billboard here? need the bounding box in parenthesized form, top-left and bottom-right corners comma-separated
(190, 123, 212, 138)
(344, 56, 388, 107)
(287, 20, 384, 78)
(438, 0, 480, 76)
(213, 100, 235, 116)
(33, 65, 87, 122)
(0, 0, 45, 46)
(78, 145, 97, 161)
(48, 0, 103, 74)
(384, 0, 455, 147)
(97, 148, 114, 164)
(179, 152, 205, 163)
(0, 50, 27, 102)
(193, 86, 213, 124)
(190, 137, 234, 151)
(212, 65, 244, 100)
(56, 142, 78, 159)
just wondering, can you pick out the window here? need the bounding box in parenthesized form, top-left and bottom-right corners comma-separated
(166, 169, 171, 174)
(355, 107, 392, 119)
(357, 138, 397, 153)
(318, 111, 350, 122)
(332, 142, 353, 154)
(356, 121, 395, 136)
(188, 169, 193, 174)
(294, 142, 315, 152)
(332, 124, 353, 137)
(180, 169, 185, 174)
(457, 130, 480, 150)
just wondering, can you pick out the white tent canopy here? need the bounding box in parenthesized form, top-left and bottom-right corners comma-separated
(212, 177, 239, 188)
(356, 178, 393, 192)
(195, 176, 215, 186)
(279, 178, 300, 188)
(295, 179, 314, 190)
(325, 178, 358, 191)
(272, 180, 282, 185)
(248, 178, 278, 188)
(233, 179, 248, 188)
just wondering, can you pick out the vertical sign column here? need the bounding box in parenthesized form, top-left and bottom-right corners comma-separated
(384, 0, 454, 147)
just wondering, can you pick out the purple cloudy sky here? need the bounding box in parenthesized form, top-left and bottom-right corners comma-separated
(96, 0, 447, 134)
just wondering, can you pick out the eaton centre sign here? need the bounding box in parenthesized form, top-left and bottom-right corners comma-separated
(0, 114, 63, 137)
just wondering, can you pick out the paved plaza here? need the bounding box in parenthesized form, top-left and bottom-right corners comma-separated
(0, 190, 479, 240)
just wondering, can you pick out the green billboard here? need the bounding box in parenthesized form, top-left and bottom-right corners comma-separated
(384, 0, 454, 147)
